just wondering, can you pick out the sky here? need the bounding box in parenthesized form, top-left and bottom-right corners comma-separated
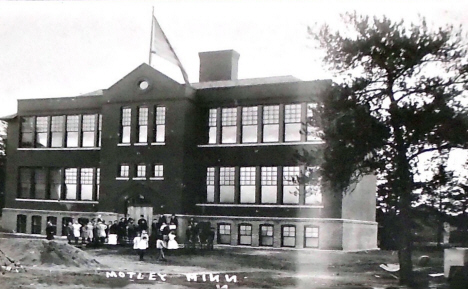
(0, 0, 467, 166)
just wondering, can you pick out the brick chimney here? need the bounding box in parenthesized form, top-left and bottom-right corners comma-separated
(198, 50, 240, 82)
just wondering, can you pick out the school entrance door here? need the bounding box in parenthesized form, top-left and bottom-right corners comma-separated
(127, 205, 154, 233)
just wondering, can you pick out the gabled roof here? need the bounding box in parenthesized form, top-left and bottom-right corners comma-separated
(79, 89, 105, 96)
(0, 113, 17, 121)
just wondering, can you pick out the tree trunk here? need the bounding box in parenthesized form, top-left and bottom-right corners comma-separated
(398, 187, 414, 285)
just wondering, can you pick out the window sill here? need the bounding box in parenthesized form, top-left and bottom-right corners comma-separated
(18, 147, 101, 151)
(151, 142, 165, 146)
(134, 143, 148, 146)
(15, 198, 99, 204)
(149, 177, 164, 181)
(116, 177, 129, 180)
(133, 177, 147, 180)
(117, 143, 131, 146)
(198, 141, 324, 148)
(196, 203, 324, 208)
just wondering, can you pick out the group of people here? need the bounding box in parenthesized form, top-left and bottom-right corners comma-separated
(134, 214, 180, 261)
(64, 218, 114, 245)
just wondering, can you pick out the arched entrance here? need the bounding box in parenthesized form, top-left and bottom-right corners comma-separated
(120, 183, 156, 234)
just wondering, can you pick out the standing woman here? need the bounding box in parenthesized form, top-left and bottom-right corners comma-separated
(84, 221, 94, 244)
(135, 230, 149, 261)
(156, 235, 167, 261)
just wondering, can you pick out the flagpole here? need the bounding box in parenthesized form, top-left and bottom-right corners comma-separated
(148, 6, 155, 66)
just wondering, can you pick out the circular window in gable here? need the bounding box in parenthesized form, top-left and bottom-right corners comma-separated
(138, 80, 150, 90)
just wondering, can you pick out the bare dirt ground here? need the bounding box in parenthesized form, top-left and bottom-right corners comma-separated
(0, 236, 449, 289)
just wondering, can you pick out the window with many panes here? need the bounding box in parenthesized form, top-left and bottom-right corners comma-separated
(136, 164, 146, 178)
(284, 104, 302, 142)
(219, 167, 235, 203)
(260, 224, 274, 246)
(121, 108, 131, 143)
(221, 108, 237, 144)
(18, 168, 32, 198)
(35, 116, 49, 148)
(49, 169, 62, 200)
(262, 105, 279, 142)
(153, 164, 164, 179)
(155, 106, 166, 143)
(98, 114, 102, 147)
(66, 115, 80, 147)
(96, 168, 100, 200)
(206, 167, 215, 203)
(20, 117, 34, 147)
(31, 215, 42, 234)
(283, 166, 300, 204)
(51, 116, 64, 147)
(65, 168, 78, 200)
(80, 168, 94, 200)
(119, 164, 130, 178)
(305, 167, 322, 204)
(242, 107, 257, 143)
(16, 214, 27, 233)
(138, 107, 148, 143)
(304, 226, 319, 248)
(34, 168, 47, 199)
(307, 103, 321, 141)
(261, 167, 277, 203)
(282, 225, 296, 247)
(81, 115, 96, 147)
(217, 223, 231, 244)
(240, 167, 256, 203)
(238, 224, 252, 245)
(209, 109, 217, 144)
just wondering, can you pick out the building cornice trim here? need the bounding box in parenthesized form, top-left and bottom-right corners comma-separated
(196, 203, 323, 209)
(198, 141, 324, 148)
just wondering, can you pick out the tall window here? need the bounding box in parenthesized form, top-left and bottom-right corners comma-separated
(121, 107, 131, 143)
(206, 167, 215, 203)
(238, 224, 252, 245)
(81, 115, 96, 147)
(221, 108, 237, 144)
(240, 167, 256, 203)
(65, 168, 78, 200)
(49, 169, 62, 200)
(260, 225, 274, 246)
(281, 225, 296, 247)
(96, 168, 100, 200)
(155, 106, 166, 143)
(208, 109, 217, 144)
(138, 107, 148, 143)
(80, 168, 94, 200)
(219, 167, 235, 203)
(261, 167, 277, 203)
(20, 117, 34, 147)
(242, 107, 257, 143)
(305, 167, 322, 204)
(217, 224, 231, 244)
(283, 166, 300, 204)
(262, 105, 279, 142)
(98, 114, 102, 147)
(284, 104, 302, 142)
(35, 116, 49, 148)
(51, 116, 64, 147)
(304, 226, 319, 248)
(18, 168, 32, 198)
(136, 164, 146, 178)
(31, 215, 42, 234)
(153, 164, 164, 179)
(307, 103, 321, 141)
(16, 215, 27, 233)
(119, 165, 130, 178)
(66, 115, 80, 147)
(34, 168, 47, 199)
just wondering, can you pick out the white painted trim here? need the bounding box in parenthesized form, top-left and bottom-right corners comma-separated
(198, 141, 324, 148)
(3, 208, 114, 215)
(182, 214, 378, 224)
(134, 143, 148, 146)
(116, 177, 129, 181)
(150, 142, 165, 146)
(17, 147, 100, 151)
(15, 199, 98, 204)
(196, 203, 323, 209)
(117, 143, 131, 146)
(149, 177, 164, 181)
(132, 177, 147, 180)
